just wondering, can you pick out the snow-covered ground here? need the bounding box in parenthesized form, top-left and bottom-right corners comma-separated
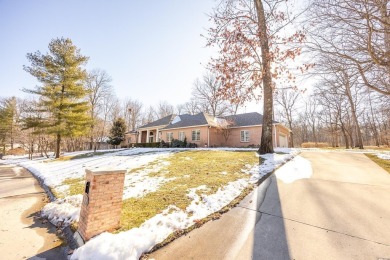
(1, 147, 300, 260)
(72, 148, 299, 260)
(376, 153, 390, 160)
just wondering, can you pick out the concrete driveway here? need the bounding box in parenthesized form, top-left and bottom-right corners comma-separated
(0, 164, 67, 260)
(149, 151, 390, 260)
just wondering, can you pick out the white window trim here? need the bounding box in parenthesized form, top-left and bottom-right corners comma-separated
(167, 132, 173, 142)
(241, 130, 250, 142)
(192, 129, 201, 142)
(178, 131, 185, 141)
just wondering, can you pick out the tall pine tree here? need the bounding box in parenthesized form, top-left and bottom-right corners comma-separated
(0, 97, 17, 153)
(24, 38, 90, 158)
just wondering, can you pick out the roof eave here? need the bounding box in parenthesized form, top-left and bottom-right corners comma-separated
(162, 124, 210, 131)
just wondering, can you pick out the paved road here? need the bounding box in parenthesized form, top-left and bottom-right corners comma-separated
(0, 164, 67, 260)
(149, 151, 390, 260)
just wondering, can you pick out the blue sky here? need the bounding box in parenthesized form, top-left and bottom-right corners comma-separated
(1, 1, 254, 111)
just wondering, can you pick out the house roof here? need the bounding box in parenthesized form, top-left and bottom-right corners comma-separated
(163, 113, 210, 130)
(223, 112, 278, 127)
(161, 112, 278, 130)
(125, 130, 138, 135)
(140, 112, 280, 131)
(138, 114, 174, 129)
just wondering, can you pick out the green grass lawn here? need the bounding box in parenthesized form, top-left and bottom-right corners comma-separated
(365, 153, 390, 174)
(119, 150, 258, 231)
(58, 150, 260, 232)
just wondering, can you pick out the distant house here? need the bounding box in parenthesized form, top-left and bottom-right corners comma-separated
(132, 112, 290, 148)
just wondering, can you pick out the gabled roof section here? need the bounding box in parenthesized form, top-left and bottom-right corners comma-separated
(125, 130, 138, 134)
(139, 114, 174, 129)
(150, 112, 279, 130)
(163, 112, 209, 130)
(223, 112, 278, 127)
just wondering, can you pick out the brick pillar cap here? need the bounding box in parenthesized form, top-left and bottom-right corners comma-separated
(85, 168, 126, 175)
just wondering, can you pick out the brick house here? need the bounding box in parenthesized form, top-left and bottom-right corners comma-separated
(131, 112, 291, 148)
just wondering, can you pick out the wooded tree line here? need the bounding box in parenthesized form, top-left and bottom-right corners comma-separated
(274, 0, 390, 148)
(0, 39, 240, 158)
(1, 0, 388, 157)
(275, 87, 389, 148)
(204, 0, 389, 150)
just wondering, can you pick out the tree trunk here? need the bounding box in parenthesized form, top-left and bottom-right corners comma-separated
(341, 127, 349, 149)
(288, 120, 294, 147)
(349, 131, 354, 148)
(344, 77, 364, 149)
(255, 0, 274, 154)
(55, 134, 61, 159)
(89, 134, 93, 150)
(368, 91, 380, 146)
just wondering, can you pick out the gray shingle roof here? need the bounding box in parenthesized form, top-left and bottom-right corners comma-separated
(223, 112, 278, 126)
(163, 113, 209, 130)
(139, 114, 174, 129)
(140, 112, 278, 130)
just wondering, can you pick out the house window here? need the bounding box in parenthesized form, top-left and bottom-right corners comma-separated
(167, 132, 173, 142)
(178, 132, 185, 141)
(192, 130, 200, 141)
(241, 130, 250, 142)
(128, 137, 132, 144)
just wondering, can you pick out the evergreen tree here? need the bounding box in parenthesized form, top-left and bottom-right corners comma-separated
(24, 38, 90, 158)
(0, 97, 17, 153)
(108, 118, 126, 147)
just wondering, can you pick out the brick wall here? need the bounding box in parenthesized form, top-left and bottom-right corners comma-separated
(78, 169, 125, 241)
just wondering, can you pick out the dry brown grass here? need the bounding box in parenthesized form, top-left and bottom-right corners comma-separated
(119, 150, 258, 231)
(301, 142, 329, 148)
(54, 150, 260, 234)
(365, 153, 390, 174)
(6, 147, 26, 155)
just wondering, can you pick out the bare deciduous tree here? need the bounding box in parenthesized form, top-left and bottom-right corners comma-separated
(85, 69, 113, 150)
(275, 89, 300, 147)
(157, 101, 174, 118)
(183, 100, 201, 115)
(207, 0, 307, 154)
(307, 0, 390, 95)
(192, 74, 230, 117)
(124, 99, 143, 131)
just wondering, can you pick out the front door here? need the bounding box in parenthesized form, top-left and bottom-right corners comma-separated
(141, 131, 147, 143)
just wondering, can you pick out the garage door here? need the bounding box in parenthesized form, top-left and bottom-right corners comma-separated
(279, 134, 288, 148)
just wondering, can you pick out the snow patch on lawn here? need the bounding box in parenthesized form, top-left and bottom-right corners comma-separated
(71, 148, 299, 260)
(376, 153, 390, 160)
(275, 155, 312, 183)
(2, 147, 300, 260)
(123, 175, 175, 199)
(15, 149, 175, 197)
(71, 179, 250, 260)
(71, 205, 190, 260)
(41, 195, 83, 226)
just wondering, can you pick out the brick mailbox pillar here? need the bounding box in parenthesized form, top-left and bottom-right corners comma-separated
(76, 168, 126, 243)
